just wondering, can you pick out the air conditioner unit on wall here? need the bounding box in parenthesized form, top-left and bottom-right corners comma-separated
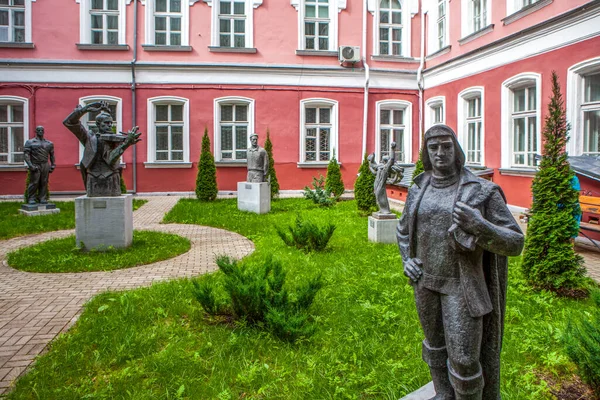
(339, 46, 360, 63)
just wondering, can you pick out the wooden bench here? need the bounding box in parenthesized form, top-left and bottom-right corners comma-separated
(578, 195, 600, 250)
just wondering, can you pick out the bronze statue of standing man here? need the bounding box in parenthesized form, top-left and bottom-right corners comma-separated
(24, 126, 55, 204)
(397, 125, 524, 399)
(246, 133, 269, 183)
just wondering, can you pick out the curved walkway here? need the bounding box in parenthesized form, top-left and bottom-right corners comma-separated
(0, 196, 254, 395)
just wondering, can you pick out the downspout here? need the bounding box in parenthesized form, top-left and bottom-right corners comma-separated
(417, 2, 426, 152)
(361, 0, 370, 159)
(131, 0, 139, 193)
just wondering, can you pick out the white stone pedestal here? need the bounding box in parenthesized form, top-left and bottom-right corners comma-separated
(237, 182, 270, 214)
(19, 203, 60, 217)
(75, 194, 133, 250)
(368, 213, 398, 244)
(400, 382, 435, 400)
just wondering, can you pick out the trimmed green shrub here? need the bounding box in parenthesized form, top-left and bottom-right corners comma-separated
(325, 153, 344, 198)
(264, 129, 280, 199)
(276, 215, 336, 252)
(521, 71, 586, 293)
(354, 153, 377, 213)
(192, 255, 322, 342)
(411, 149, 424, 186)
(195, 128, 218, 201)
(303, 175, 335, 207)
(563, 289, 600, 395)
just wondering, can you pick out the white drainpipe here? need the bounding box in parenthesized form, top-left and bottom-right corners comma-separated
(362, 0, 370, 159)
(417, 2, 426, 152)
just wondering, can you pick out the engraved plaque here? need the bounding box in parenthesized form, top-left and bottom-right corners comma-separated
(245, 184, 252, 190)
(93, 201, 107, 209)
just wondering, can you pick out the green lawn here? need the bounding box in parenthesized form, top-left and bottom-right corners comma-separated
(7, 230, 190, 273)
(0, 199, 147, 240)
(5, 199, 596, 399)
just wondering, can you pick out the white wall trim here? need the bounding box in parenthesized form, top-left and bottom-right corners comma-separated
(566, 56, 600, 156)
(146, 96, 190, 164)
(500, 72, 541, 169)
(299, 98, 339, 163)
(213, 96, 256, 162)
(375, 99, 413, 163)
(457, 86, 485, 166)
(423, 6, 600, 89)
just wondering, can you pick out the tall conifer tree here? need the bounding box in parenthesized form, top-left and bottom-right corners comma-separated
(195, 128, 218, 201)
(325, 151, 344, 198)
(354, 153, 377, 212)
(521, 71, 585, 292)
(264, 129, 280, 199)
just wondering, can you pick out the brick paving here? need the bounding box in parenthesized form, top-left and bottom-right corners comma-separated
(0, 196, 254, 395)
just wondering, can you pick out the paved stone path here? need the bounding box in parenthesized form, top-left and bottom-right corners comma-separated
(0, 196, 254, 395)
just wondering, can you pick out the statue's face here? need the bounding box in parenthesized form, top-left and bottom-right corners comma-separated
(250, 136, 258, 147)
(35, 127, 44, 138)
(427, 136, 456, 173)
(98, 118, 114, 134)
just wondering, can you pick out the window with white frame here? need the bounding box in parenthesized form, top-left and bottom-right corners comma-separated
(425, 97, 445, 130)
(214, 97, 255, 161)
(501, 73, 541, 169)
(0, 0, 25, 43)
(461, 0, 490, 37)
(206, 0, 260, 49)
(300, 99, 338, 163)
(458, 88, 484, 166)
(376, 100, 412, 163)
(78, 96, 122, 162)
(147, 97, 190, 163)
(78, 0, 126, 45)
(581, 72, 600, 155)
(292, 0, 343, 52)
(567, 58, 600, 156)
(436, 0, 446, 50)
(0, 97, 27, 164)
(378, 0, 402, 56)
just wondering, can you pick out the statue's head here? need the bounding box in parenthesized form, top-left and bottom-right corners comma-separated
(95, 111, 114, 134)
(422, 124, 465, 174)
(35, 126, 44, 138)
(382, 156, 390, 163)
(250, 133, 258, 148)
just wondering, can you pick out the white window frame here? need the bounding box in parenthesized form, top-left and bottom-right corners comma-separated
(0, 0, 34, 43)
(426, 0, 448, 55)
(371, 0, 411, 58)
(143, 0, 193, 46)
(457, 87, 485, 166)
(506, 0, 539, 15)
(78, 95, 123, 163)
(375, 100, 412, 163)
(461, 0, 490, 38)
(291, 0, 346, 52)
(146, 96, 190, 164)
(76, 0, 129, 45)
(0, 96, 28, 165)
(214, 96, 255, 162)
(501, 72, 541, 169)
(204, 0, 261, 48)
(425, 96, 445, 131)
(567, 56, 600, 156)
(299, 98, 339, 164)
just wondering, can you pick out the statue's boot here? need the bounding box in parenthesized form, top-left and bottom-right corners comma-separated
(422, 341, 455, 400)
(448, 361, 484, 400)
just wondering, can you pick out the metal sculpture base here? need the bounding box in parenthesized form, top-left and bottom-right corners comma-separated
(237, 182, 270, 214)
(19, 203, 60, 217)
(368, 214, 398, 244)
(400, 382, 435, 400)
(75, 194, 133, 250)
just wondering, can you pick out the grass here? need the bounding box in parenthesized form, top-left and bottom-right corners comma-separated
(6, 230, 190, 273)
(4, 198, 599, 399)
(0, 199, 147, 240)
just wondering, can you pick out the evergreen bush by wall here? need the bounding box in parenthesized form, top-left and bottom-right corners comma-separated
(264, 129, 280, 199)
(411, 149, 424, 186)
(520, 71, 586, 293)
(195, 128, 218, 201)
(325, 154, 344, 198)
(354, 153, 376, 212)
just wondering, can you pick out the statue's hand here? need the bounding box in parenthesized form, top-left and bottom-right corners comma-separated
(404, 258, 423, 283)
(126, 126, 142, 145)
(29, 164, 38, 171)
(85, 101, 110, 114)
(50, 165, 56, 173)
(453, 201, 486, 236)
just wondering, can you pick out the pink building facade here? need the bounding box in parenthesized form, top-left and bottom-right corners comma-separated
(0, 0, 599, 210)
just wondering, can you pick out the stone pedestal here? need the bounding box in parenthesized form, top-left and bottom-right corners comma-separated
(75, 194, 133, 250)
(237, 182, 270, 214)
(400, 382, 435, 400)
(19, 203, 60, 217)
(368, 213, 398, 244)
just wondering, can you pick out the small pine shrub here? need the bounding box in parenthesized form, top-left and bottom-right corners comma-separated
(303, 175, 335, 207)
(411, 149, 424, 186)
(276, 215, 336, 252)
(195, 128, 218, 201)
(325, 154, 344, 198)
(563, 290, 600, 395)
(521, 71, 585, 293)
(264, 129, 280, 199)
(192, 255, 322, 342)
(354, 153, 377, 213)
